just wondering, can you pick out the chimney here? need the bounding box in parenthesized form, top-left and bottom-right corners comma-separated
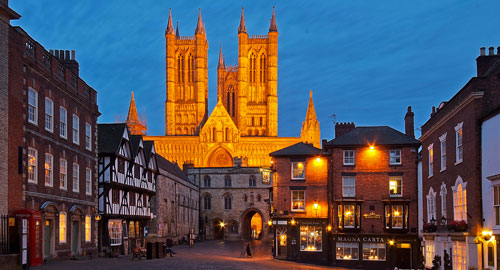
(404, 106, 415, 138)
(182, 162, 194, 175)
(50, 49, 79, 76)
(476, 46, 500, 77)
(335, 122, 355, 138)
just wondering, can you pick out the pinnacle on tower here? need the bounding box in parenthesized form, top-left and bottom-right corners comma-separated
(127, 92, 139, 122)
(195, 8, 205, 35)
(301, 90, 321, 148)
(269, 6, 278, 32)
(305, 90, 317, 121)
(218, 44, 225, 69)
(238, 7, 247, 34)
(176, 22, 180, 37)
(166, 8, 175, 35)
(126, 91, 147, 135)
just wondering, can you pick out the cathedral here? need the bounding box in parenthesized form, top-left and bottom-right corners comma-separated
(127, 8, 320, 168)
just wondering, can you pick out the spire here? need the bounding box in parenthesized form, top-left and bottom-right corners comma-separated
(195, 8, 205, 35)
(218, 44, 225, 69)
(238, 7, 247, 34)
(301, 90, 321, 148)
(126, 92, 147, 135)
(166, 8, 175, 35)
(175, 21, 180, 37)
(269, 6, 278, 32)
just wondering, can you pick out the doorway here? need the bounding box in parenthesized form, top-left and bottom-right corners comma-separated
(212, 218, 224, 240)
(43, 219, 52, 259)
(396, 243, 412, 269)
(276, 226, 287, 257)
(71, 221, 80, 255)
(241, 209, 263, 241)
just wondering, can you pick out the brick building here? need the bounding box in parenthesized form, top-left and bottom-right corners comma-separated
(324, 113, 420, 269)
(4, 2, 100, 262)
(187, 163, 272, 242)
(421, 47, 500, 270)
(149, 155, 199, 244)
(269, 142, 328, 263)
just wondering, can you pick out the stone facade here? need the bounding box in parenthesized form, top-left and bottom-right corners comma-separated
(139, 8, 320, 169)
(187, 165, 272, 241)
(7, 20, 100, 261)
(149, 155, 199, 244)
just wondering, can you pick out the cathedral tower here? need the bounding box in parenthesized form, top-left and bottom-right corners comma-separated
(165, 9, 208, 136)
(300, 91, 321, 148)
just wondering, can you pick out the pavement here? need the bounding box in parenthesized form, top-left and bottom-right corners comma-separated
(33, 240, 352, 270)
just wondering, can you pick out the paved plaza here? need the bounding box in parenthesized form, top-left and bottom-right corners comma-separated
(34, 240, 352, 270)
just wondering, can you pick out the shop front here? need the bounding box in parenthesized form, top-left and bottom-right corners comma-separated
(331, 234, 419, 269)
(272, 218, 328, 264)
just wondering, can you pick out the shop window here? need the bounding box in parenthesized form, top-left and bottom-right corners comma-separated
(389, 176, 402, 197)
(389, 149, 401, 165)
(300, 226, 322, 251)
(291, 190, 305, 212)
(362, 243, 386, 261)
(108, 220, 122, 246)
(291, 161, 305, 180)
(452, 241, 467, 270)
(384, 204, 408, 229)
(343, 150, 355, 165)
(129, 221, 135, 238)
(85, 215, 91, 242)
(338, 204, 360, 229)
(336, 242, 359, 260)
(425, 240, 435, 268)
(59, 212, 67, 243)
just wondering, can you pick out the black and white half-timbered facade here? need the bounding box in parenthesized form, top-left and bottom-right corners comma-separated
(97, 124, 157, 256)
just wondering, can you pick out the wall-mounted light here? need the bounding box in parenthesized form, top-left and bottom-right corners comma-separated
(326, 225, 332, 232)
(369, 145, 375, 150)
(267, 220, 272, 226)
(388, 240, 395, 246)
(290, 219, 296, 226)
(220, 221, 225, 228)
(313, 203, 319, 210)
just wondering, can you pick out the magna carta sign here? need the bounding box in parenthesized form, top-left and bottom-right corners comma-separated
(334, 236, 386, 243)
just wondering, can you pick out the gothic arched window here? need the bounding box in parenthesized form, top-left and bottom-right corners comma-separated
(249, 175, 256, 187)
(203, 194, 211, 210)
(224, 193, 232, 210)
(203, 175, 211, 187)
(249, 53, 256, 84)
(177, 54, 184, 84)
(259, 55, 266, 83)
(187, 54, 194, 83)
(224, 175, 232, 187)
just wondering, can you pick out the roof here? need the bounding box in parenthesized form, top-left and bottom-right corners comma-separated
(269, 142, 322, 157)
(98, 123, 128, 154)
(143, 141, 155, 163)
(327, 126, 420, 147)
(156, 155, 190, 182)
(130, 135, 143, 157)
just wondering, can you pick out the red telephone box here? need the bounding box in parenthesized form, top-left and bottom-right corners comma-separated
(13, 209, 43, 266)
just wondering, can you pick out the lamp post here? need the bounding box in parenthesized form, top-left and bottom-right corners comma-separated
(313, 203, 319, 218)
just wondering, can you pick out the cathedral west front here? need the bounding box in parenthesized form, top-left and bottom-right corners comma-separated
(127, 7, 321, 168)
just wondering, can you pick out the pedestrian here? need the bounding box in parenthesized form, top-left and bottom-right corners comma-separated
(165, 246, 176, 257)
(246, 243, 252, 258)
(189, 228, 195, 248)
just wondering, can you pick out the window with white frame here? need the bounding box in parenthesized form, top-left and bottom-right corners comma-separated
(338, 204, 360, 229)
(28, 88, 38, 124)
(426, 188, 436, 222)
(362, 243, 386, 261)
(291, 190, 305, 212)
(108, 219, 122, 246)
(389, 176, 402, 197)
(72, 163, 79, 193)
(452, 176, 467, 222)
(440, 183, 447, 219)
(60, 107, 67, 139)
(336, 242, 359, 260)
(85, 168, 92, 195)
(60, 159, 67, 190)
(85, 215, 91, 242)
(428, 144, 434, 177)
(389, 149, 401, 165)
(425, 240, 435, 268)
(439, 133, 447, 171)
(455, 122, 463, 164)
(28, 148, 37, 183)
(59, 212, 67, 243)
(385, 204, 408, 229)
(494, 185, 500, 226)
(45, 98, 53, 132)
(44, 153, 53, 187)
(342, 176, 355, 197)
(85, 122, 92, 151)
(452, 241, 467, 270)
(72, 114, 79, 145)
(300, 226, 322, 251)
(291, 161, 305, 179)
(343, 150, 355, 165)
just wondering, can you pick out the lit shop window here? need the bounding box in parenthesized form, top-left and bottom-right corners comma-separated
(300, 226, 322, 252)
(108, 220, 122, 246)
(85, 215, 91, 242)
(362, 243, 386, 261)
(59, 212, 67, 243)
(336, 242, 359, 260)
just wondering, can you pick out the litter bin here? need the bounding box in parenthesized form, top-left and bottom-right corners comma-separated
(146, 242, 156, 259)
(155, 242, 165, 258)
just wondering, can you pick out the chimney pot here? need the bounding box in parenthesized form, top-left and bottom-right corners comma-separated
(65, 50, 70, 60)
(497, 47, 500, 55)
(71, 50, 75, 60)
(489, 47, 495, 55)
(49, 49, 54, 55)
(404, 106, 415, 138)
(480, 47, 486, 56)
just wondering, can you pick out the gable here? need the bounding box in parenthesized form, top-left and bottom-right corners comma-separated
(200, 100, 240, 143)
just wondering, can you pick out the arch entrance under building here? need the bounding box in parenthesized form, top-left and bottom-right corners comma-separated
(212, 218, 224, 240)
(241, 209, 263, 241)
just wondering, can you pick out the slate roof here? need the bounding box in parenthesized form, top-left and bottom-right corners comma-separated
(156, 155, 191, 182)
(143, 141, 155, 163)
(97, 123, 128, 154)
(269, 142, 322, 157)
(130, 135, 143, 157)
(327, 126, 420, 147)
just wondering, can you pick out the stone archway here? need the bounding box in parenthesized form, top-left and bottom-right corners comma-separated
(212, 218, 224, 240)
(241, 208, 264, 241)
(207, 147, 233, 167)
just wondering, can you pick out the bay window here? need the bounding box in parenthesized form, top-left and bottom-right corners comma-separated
(362, 243, 386, 261)
(338, 204, 360, 229)
(336, 242, 359, 260)
(385, 204, 409, 230)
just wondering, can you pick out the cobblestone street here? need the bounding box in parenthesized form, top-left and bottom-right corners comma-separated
(34, 240, 352, 270)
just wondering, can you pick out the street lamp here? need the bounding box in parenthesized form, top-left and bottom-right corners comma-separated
(313, 203, 319, 218)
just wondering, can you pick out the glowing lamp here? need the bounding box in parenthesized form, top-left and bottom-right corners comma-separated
(394, 211, 400, 216)
(482, 229, 493, 241)
(95, 214, 102, 221)
(388, 240, 395, 246)
(369, 145, 375, 150)
(220, 222, 225, 228)
(297, 162, 303, 169)
(268, 220, 272, 226)
(313, 203, 319, 210)
(290, 219, 296, 226)
(326, 225, 332, 232)
(315, 157, 321, 163)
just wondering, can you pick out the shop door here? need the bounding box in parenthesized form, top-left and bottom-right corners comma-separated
(71, 221, 79, 255)
(43, 220, 52, 258)
(276, 226, 287, 257)
(396, 244, 411, 269)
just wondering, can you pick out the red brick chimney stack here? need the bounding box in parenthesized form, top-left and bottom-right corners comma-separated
(476, 46, 500, 77)
(335, 122, 355, 138)
(404, 106, 415, 138)
(50, 49, 79, 76)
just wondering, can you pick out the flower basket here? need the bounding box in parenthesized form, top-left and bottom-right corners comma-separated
(447, 220, 467, 232)
(423, 223, 437, 232)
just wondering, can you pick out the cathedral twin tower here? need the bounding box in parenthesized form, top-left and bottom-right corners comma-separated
(164, 8, 279, 137)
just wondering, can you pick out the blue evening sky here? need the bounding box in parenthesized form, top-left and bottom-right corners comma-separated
(10, 1, 500, 139)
